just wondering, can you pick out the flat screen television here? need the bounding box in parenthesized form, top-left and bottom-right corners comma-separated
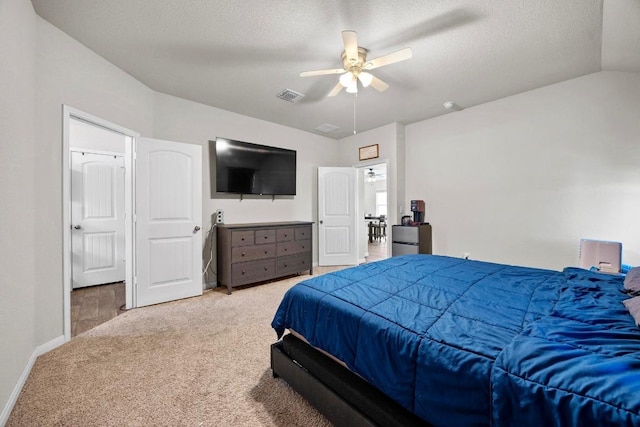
(213, 137, 297, 196)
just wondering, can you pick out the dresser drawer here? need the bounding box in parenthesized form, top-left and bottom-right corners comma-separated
(231, 230, 254, 247)
(255, 229, 276, 244)
(277, 254, 311, 276)
(231, 259, 276, 285)
(277, 228, 294, 242)
(231, 244, 276, 263)
(294, 226, 311, 241)
(277, 240, 311, 257)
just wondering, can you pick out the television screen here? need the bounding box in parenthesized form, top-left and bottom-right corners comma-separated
(213, 138, 297, 196)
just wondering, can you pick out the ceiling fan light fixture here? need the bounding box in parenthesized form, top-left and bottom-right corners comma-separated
(345, 77, 358, 93)
(358, 72, 373, 87)
(339, 72, 353, 87)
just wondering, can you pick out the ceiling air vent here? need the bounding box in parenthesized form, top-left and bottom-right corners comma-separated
(276, 88, 305, 103)
(315, 123, 340, 133)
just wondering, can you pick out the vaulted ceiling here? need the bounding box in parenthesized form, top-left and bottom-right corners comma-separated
(32, 1, 640, 139)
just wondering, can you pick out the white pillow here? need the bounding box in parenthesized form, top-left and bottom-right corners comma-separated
(623, 296, 640, 327)
(624, 267, 640, 293)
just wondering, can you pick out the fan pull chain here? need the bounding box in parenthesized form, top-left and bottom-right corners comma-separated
(353, 93, 357, 135)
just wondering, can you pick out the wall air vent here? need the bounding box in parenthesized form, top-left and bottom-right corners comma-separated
(276, 89, 305, 103)
(314, 123, 340, 133)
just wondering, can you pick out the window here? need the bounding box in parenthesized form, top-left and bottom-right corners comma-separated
(376, 191, 387, 217)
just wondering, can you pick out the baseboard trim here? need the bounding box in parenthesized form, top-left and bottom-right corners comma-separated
(0, 335, 65, 426)
(36, 335, 66, 357)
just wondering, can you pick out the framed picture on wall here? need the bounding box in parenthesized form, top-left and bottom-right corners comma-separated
(359, 144, 379, 161)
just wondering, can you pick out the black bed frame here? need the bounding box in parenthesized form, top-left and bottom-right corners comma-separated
(271, 334, 429, 427)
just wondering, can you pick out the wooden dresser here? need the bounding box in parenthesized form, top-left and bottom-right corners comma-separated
(217, 221, 313, 294)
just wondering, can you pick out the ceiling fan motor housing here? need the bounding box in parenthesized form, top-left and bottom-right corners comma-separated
(341, 47, 369, 74)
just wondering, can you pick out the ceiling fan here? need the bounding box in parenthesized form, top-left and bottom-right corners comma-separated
(300, 30, 413, 97)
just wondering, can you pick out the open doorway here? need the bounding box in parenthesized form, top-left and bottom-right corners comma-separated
(68, 119, 128, 337)
(360, 163, 388, 263)
(62, 107, 138, 341)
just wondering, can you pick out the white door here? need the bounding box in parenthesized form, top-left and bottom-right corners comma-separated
(318, 167, 358, 266)
(134, 137, 202, 307)
(71, 152, 125, 288)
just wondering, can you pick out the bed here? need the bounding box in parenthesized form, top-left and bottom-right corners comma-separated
(270, 254, 640, 426)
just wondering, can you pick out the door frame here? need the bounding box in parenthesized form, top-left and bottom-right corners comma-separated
(62, 105, 139, 342)
(354, 159, 391, 261)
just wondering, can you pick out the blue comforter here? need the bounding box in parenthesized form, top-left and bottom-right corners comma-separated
(271, 255, 640, 426)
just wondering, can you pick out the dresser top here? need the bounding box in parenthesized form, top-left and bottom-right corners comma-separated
(217, 221, 313, 230)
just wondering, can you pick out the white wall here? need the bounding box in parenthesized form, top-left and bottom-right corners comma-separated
(406, 71, 640, 270)
(0, 0, 37, 418)
(601, 0, 640, 72)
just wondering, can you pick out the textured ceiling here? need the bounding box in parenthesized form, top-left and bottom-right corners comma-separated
(30, 1, 638, 139)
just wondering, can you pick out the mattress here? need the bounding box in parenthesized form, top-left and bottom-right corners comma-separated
(271, 254, 640, 426)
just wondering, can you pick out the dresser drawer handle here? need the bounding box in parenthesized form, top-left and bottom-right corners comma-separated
(241, 271, 245, 275)
(264, 266, 268, 271)
(242, 252, 246, 257)
(241, 237, 245, 241)
(264, 235, 268, 239)
(264, 250, 268, 254)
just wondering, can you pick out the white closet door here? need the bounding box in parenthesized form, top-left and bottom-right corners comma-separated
(71, 152, 125, 288)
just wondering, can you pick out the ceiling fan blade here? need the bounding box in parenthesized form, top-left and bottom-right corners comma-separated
(300, 68, 346, 77)
(369, 75, 390, 92)
(365, 47, 413, 70)
(342, 30, 359, 65)
(327, 82, 344, 97)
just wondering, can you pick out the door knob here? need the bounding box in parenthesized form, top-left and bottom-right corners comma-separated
(73, 225, 81, 230)
(193, 226, 201, 233)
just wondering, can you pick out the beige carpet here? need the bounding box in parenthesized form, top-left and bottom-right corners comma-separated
(8, 269, 344, 426)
